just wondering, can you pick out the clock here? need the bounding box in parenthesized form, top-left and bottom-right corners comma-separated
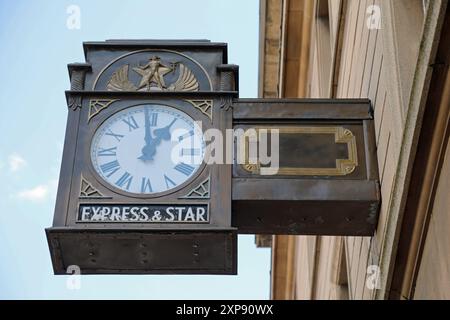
(48, 42, 237, 276)
(90, 104, 206, 195)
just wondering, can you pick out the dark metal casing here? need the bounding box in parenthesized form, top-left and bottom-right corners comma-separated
(231, 99, 380, 236)
(47, 40, 238, 275)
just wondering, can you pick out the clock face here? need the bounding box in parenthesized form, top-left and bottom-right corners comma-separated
(91, 104, 205, 195)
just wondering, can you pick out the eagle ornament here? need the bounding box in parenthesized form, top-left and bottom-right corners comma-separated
(107, 56, 199, 92)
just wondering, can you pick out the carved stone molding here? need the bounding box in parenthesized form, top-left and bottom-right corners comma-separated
(70, 71, 86, 91)
(217, 64, 239, 91)
(67, 95, 82, 111)
(69, 64, 91, 90)
(67, 63, 91, 110)
(219, 96, 233, 112)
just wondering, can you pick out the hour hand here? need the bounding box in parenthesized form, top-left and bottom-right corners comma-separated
(153, 118, 177, 141)
(139, 142, 157, 161)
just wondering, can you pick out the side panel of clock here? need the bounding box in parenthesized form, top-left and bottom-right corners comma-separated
(64, 96, 231, 230)
(52, 103, 82, 227)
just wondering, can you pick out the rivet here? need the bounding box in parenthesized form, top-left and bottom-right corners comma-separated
(315, 217, 324, 224)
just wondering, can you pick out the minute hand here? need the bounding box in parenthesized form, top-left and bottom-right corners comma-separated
(144, 108, 154, 145)
(138, 108, 158, 161)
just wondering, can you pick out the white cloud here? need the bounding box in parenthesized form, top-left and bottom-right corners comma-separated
(8, 153, 27, 172)
(14, 179, 58, 203)
(17, 185, 49, 202)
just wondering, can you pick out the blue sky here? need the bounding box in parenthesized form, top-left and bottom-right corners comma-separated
(0, 0, 271, 299)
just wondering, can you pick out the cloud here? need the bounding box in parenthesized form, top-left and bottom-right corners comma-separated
(15, 180, 58, 202)
(16, 185, 49, 202)
(8, 153, 27, 172)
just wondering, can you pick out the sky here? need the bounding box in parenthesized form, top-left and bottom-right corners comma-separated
(0, 0, 271, 299)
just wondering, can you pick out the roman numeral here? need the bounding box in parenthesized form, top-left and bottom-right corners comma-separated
(98, 147, 117, 157)
(164, 174, 177, 189)
(178, 130, 194, 142)
(115, 172, 133, 190)
(150, 113, 158, 126)
(140, 177, 153, 193)
(105, 129, 124, 142)
(181, 148, 200, 156)
(100, 160, 120, 178)
(123, 116, 139, 131)
(174, 163, 195, 176)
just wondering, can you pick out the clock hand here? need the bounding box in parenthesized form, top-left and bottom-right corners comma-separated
(139, 116, 177, 161)
(143, 108, 153, 145)
(139, 108, 158, 161)
(153, 118, 177, 141)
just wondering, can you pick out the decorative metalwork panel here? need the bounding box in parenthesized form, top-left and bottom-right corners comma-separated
(185, 100, 213, 120)
(79, 176, 106, 198)
(107, 60, 199, 92)
(88, 99, 119, 122)
(180, 176, 210, 199)
(93, 49, 213, 91)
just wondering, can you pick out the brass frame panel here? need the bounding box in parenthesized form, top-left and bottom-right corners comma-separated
(240, 126, 358, 176)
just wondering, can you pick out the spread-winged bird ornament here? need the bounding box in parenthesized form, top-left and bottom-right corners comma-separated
(107, 56, 199, 92)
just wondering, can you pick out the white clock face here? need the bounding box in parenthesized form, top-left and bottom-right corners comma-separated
(91, 104, 205, 194)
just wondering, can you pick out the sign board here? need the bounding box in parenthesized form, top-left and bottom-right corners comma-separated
(46, 40, 380, 275)
(78, 204, 209, 223)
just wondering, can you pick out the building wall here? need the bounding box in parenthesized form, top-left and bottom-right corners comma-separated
(414, 135, 450, 299)
(295, 0, 400, 300)
(337, 0, 390, 300)
(260, 0, 450, 300)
